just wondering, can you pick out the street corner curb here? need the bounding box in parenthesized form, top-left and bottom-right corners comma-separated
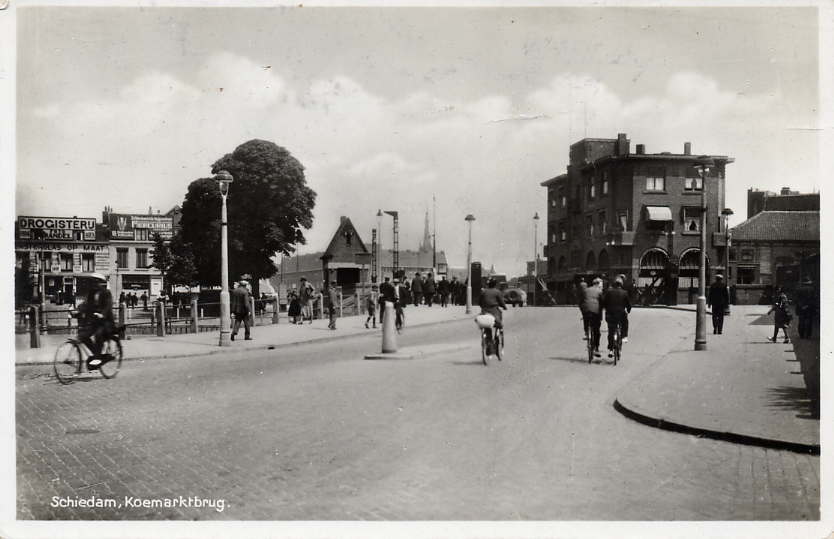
(363, 352, 416, 360)
(612, 398, 820, 456)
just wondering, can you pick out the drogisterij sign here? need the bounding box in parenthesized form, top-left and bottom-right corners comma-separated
(17, 216, 97, 241)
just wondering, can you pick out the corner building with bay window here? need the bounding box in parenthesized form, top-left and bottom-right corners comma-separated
(540, 133, 733, 305)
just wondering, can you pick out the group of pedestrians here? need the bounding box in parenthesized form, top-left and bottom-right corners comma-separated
(406, 272, 459, 308)
(577, 275, 631, 358)
(767, 277, 818, 343)
(117, 291, 149, 311)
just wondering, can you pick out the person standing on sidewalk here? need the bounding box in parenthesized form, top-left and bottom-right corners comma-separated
(411, 272, 423, 306)
(327, 283, 338, 330)
(577, 280, 589, 338)
(767, 287, 791, 343)
(230, 280, 252, 341)
(424, 272, 436, 307)
(707, 274, 730, 335)
(365, 286, 377, 329)
(438, 276, 450, 307)
(795, 277, 817, 339)
(299, 277, 314, 324)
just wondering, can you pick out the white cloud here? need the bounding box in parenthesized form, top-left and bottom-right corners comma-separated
(19, 53, 814, 275)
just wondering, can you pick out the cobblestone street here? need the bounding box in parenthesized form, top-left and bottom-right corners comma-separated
(15, 308, 819, 521)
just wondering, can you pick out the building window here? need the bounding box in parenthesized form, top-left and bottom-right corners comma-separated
(586, 215, 594, 237)
(740, 248, 754, 262)
(602, 172, 609, 195)
(737, 267, 756, 284)
(40, 253, 51, 271)
(729, 248, 737, 262)
(559, 222, 567, 242)
(558, 187, 566, 208)
(645, 167, 665, 191)
(617, 210, 628, 231)
(599, 211, 607, 235)
(682, 207, 700, 233)
(589, 180, 596, 200)
(116, 248, 129, 269)
(60, 253, 73, 271)
(135, 228, 150, 241)
(136, 248, 148, 268)
(684, 173, 703, 191)
(82, 254, 95, 272)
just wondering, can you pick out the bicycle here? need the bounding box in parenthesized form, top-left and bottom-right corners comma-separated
(53, 332, 123, 385)
(475, 314, 503, 366)
(610, 322, 622, 366)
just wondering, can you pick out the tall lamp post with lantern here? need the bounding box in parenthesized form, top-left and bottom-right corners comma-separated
(214, 170, 234, 347)
(533, 212, 540, 307)
(721, 207, 734, 316)
(465, 214, 475, 314)
(692, 156, 714, 351)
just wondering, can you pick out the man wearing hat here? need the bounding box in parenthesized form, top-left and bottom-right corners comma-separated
(231, 280, 252, 341)
(298, 277, 314, 324)
(707, 274, 730, 335)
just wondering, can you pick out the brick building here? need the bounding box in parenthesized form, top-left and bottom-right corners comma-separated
(746, 187, 819, 218)
(540, 133, 734, 305)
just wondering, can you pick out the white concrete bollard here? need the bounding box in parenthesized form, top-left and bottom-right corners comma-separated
(381, 301, 397, 353)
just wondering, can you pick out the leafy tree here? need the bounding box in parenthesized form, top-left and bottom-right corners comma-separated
(151, 232, 198, 291)
(178, 139, 316, 295)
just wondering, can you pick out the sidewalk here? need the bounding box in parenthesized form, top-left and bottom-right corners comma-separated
(14, 305, 473, 366)
(615, 305, 820, 453)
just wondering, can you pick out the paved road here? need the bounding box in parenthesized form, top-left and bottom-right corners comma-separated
(16, 307, 819, 520)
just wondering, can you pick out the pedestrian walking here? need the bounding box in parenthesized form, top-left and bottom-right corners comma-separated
(795, 277, 817, 339)
(392, 277, 405, 332)
(230, 280, 252, 341)
(141, 292, 148, 311)
(438, 276, 450, 307)
(411, 272, 423, 306)
(327, 283, 338, 330)
(365, 286, 377, 329)
(424, 272, 436, 307)
(767, 287, 791, 343)
(288, 291, 301, 324)
(707, 274, 730, 334)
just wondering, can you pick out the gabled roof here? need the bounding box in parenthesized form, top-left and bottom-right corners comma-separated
(731, 211, 819, 242)
(322, 216, 369, 260)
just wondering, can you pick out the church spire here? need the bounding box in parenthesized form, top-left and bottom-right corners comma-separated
(420, 209, 432, 252)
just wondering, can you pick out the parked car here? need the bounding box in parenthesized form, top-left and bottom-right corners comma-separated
(503, 288, 527, 307)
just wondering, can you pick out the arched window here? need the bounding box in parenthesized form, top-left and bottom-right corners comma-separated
(598, 249, 610, 271)
(585, 251, 597, 271)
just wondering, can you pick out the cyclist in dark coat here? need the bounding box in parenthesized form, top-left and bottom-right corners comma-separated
(601, 278, 631, 357)
(77, 273, 115, 360)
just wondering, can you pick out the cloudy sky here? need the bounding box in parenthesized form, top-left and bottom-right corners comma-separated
(15, 5, 820, 275)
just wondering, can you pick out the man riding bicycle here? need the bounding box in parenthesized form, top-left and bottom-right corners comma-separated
(580, 278, 603, 357)
(601, 277, 631, 357)
(76, 273, 116, 366)
(479, 278, 507, 354)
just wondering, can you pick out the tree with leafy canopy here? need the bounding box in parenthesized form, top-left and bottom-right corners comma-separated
(151, 232, 199, 291)
(177, 139, 316, 296)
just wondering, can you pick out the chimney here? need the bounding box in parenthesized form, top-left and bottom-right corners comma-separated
(616, 133, 630, 156)
(684, 142, 691, 155)
(340, 216, 347, 225)
(636, 144, 645, 155)
(780, 187, 791, 196)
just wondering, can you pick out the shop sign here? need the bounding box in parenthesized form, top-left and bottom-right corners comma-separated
(17, 216, 97, 241)
(109, 213, 173, 240)
(16, 242, 108, 253)
(95, 251, 111, 272)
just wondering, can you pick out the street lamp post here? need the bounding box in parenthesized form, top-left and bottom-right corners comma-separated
(722, 207, 734, 316)
(376, 210, 383, 281)
(533, 212, 540, 307)
(215, 170, 234, 347)
(693, 157, 714, 351)
(465, 214, 475, 314)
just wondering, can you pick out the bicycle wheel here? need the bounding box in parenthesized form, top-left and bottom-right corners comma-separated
(481, 330, 488, 365)
(495, 329, 504, 361)
(54, 341, 81, 384)
(98, 338, 123, 379)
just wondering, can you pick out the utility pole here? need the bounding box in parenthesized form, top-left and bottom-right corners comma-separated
(432, 194, 437, 271)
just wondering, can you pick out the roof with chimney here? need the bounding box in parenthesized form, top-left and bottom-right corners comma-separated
(731, 211, 819, 242)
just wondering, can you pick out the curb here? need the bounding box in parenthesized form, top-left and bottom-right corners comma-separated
(15, 314, 475, 367)
(612, 398, 820, 456)
(364, 343, 471, 360)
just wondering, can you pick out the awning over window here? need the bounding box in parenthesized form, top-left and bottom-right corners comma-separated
(645, 206, 673, 222)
